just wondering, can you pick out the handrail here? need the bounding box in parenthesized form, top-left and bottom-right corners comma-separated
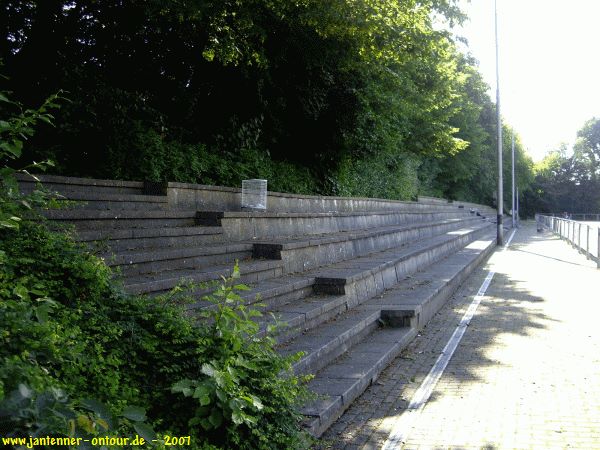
(544, 213, 600, 221)
(536, 214, 600, 268)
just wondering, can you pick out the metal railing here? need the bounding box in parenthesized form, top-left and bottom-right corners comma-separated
(546, 213, 600, 221)
(536, 214, 600, 268)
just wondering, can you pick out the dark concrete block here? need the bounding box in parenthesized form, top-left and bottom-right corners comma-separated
(194, 211, 224, 226)
(314, 277, 347, 295)
(253, 243, 283, 259)
(380, 308, 415, 327)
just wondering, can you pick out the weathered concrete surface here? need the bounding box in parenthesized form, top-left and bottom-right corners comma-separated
(316, 221, 600, 449)
(18, 173, 495, 214)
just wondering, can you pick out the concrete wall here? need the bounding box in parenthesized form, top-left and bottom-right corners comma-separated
(168, 181, 425, 213)
(17, 173, 494, 214)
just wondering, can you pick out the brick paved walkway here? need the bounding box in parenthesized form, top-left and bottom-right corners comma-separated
(316, 222, 600, 449)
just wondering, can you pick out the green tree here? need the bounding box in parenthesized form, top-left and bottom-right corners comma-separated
(573, 117, 600, 183)
(523, 135, 600, 216)
(1, 0, 474, 195)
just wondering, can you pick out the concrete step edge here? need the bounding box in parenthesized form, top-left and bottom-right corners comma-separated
(123, 259, 284, 295)
(364, 234, 497, 328)
(52, 192, 168, 203)
(106, 242, 253, 266)
(261, 218, 489, 273)
(200, 209, 479, 220)
(259, 232, 496, 348)
(299, 234, 496, 437)
(76, 226, 223, 242)
(44, 209, 198, 220)
(283, 307, 382, 376)
(301, 326, 416, 437)
(253, 217, 481, 252)
(313, 222, 493, 290)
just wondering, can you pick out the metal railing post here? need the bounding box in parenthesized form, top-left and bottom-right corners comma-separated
(587, 225, 591, 259)
(560, 220, 564, 238)
(559, 220, 562, 238)
(597, 227, 600, 269)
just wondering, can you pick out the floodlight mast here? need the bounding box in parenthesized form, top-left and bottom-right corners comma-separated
(512, 132, 515, 228)
(495, 0, 504, 246)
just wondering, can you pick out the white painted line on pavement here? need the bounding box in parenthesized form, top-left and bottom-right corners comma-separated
(382, 229, 517, 450)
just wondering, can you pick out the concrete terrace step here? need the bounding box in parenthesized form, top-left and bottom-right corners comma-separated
(17, 174, 145, 196)
(240, 275, 316, 309)
(297, 233, 497, 437)
(312, 221, 493, 297)
(44, 209, 200, 230)
(253, 216, 485, 272)
(363, 234, 496, 329)
(197, 209, 476, 240)
(106, 242, 254, 276)
(76, 226, 224, 249)
(301, 326, 416, 436)
(281, 306, 382, 375)
(176, 221, 490, 321)
(246, 222, 492, 346)
(75, 225, 218, 240)
(54, 191, 168, 210)
(123, 259, 284, 295)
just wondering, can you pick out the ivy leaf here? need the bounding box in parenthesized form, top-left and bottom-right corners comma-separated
(13, 285, 29, 300)
(201, 363, 216, 377)
(208, 410, 223, 428)
(231, 410, 244, 425)
(250, 395, 263, 411)
(0, 140, 22, 158)
(171, 379, 193, 397)
(122, 405, 146, 422)
(35, 303, 53, 323)
(133, 422, 156, 442)
(215, 388, 227, 403)
(80, 398, 113, 424)
(192, 385, 212, 406)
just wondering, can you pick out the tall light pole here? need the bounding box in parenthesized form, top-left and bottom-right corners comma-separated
(512, 132, 515, 228)
(495, 0, 504, 245)
(516, 186, 519, 226)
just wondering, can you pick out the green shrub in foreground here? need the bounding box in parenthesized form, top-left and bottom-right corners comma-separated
(0, 217, 311, 449)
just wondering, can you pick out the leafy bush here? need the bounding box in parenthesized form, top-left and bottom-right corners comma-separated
(0, 220, 311, 448)
(171, 268, 311, 449)
(101, 119, 319, 195)
(334, 151, 420, 200)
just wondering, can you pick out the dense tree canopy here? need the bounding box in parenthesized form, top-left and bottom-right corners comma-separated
(2, 0, 534, 206)
(523, 118, 600, 216)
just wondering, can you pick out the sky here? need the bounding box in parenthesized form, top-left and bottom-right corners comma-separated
(453, 0, 600, 162)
